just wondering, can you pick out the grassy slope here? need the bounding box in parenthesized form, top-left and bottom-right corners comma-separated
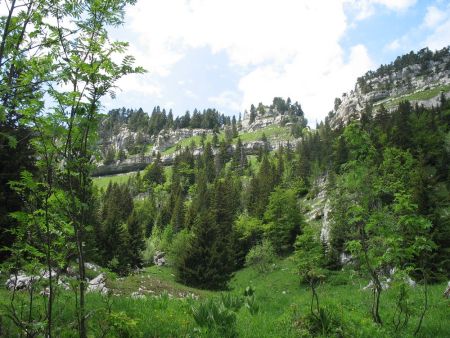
(93, 171, 138, 190)
(93, 166, 173, 190)
(2, 260, 448, 337)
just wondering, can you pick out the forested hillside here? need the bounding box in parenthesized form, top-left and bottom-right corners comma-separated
(0, 1, 449, 337)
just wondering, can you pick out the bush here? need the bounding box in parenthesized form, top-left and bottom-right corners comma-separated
(142, 225, 175, 266)
(191, 298, 237, 337)
(245, 240, 277, 273)
(168, 229, 193, 270)
(142, 236, 157, 266)
(190, 291, 258, 337)
(291, 305, 345, 337)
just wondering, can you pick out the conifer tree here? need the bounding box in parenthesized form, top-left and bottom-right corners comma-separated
(176, 178, 236, 289)
(124, 210, 145, 269)
(248, 155, 276, 217)
(232, 115, 239, 138)
(171, 192, 185, 232)
(202, 142, 215, 183)
(144, 152, 165, 186)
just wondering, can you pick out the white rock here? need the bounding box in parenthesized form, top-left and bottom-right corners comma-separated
(5, 273, 35, 291)
(131, 291, 145, 299)
(153, 251, 166, 266)
(85, 262, 100, 272)
(444, 281, 450, 298)
(87, 273, 108, 294)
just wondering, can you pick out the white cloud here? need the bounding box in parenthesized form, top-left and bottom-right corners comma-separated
(423, 3, 450, 51)
(123, 0, 375, 122)
(114, 74, 162, 97)
(425, 17, 450, 50)
(0, 3, 9, 17)
(386, 39, 401, 51)
(239, 44, 373, 124)
(373, 0, 417, 11)
(346, 0, 416, 20)
(184, 89, 198, 100)
(423, 6, 447, 28)
(208, 91, 242, 113)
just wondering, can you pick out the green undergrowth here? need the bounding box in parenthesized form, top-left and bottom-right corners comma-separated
(1, 259, 448, 337)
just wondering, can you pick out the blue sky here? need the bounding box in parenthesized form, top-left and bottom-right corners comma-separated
(103, 0, 450, 124)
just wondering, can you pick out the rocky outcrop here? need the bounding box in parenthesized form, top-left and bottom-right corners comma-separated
(101, 126, 150, 153)
(93, 155, 152, 176)
(241, 112, 287, 132)
(152, 128, 211, 153)
(331, 57, 450, 128)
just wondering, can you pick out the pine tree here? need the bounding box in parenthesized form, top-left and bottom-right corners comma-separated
(124, 210, 145, 269)
(202, 142, 215, 183)
(171, 192, 185, 232)
(176, 179, 236, 289)
(248, 155, 276, 217)
(99, 183, 133, 266)
(232, 115, 238, 138)
(144, 152, 165, 186)
(264, 187, 303, 254)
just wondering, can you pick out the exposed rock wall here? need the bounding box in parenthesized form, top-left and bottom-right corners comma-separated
(152, 128, 212, 153)
(332, 58, 450, 127)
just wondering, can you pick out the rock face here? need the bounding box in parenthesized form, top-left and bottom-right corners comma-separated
(93, 155, 152, 176)
(241, 111, 286, 132)
(152, 128, 211, 153)
(101, 126, 151, 153)
(331, 56, 450, 128)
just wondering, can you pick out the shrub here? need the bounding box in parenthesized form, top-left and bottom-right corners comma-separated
(142, 225, 174, 266)
(168, 229, 193, 271)
(245, 240, 277, 273)
(142, 237, 157, 266)
(191, 298, 237, 337)
(291, 305, 345, 337)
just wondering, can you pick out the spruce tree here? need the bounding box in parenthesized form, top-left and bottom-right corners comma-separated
(176, 178, 236, 289)
(144, 152, 165, 186)
(124, 210, 145, 269)
(171, 192, 185, 232)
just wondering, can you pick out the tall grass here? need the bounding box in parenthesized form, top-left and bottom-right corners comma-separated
(1, 260, 448, 337)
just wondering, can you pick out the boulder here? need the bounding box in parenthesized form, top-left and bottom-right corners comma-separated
(444, 281, 450, 299)
(153, 251, 166, 266)
(5, 273, 35, 291)
(87, 273, 108, 294)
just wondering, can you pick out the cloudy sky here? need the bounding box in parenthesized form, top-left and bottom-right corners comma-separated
(103, 0, 450, 124)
